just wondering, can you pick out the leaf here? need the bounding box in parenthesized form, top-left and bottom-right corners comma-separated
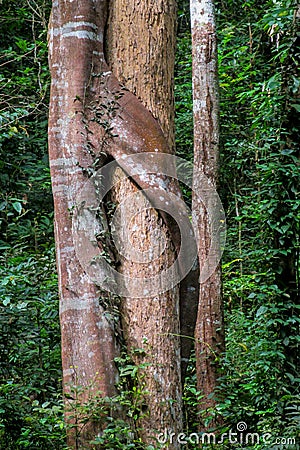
(15, 39, 28, 52)
(286, 373, 294, 383)
(0, 242, 11, 250)
(41, 401, 50, 408)
(256, 306, 268, 316)
(291, 104, 300, 112)
(266, 74, 280, 90)
(238, 342, 248, 352)
(3, 297, 11, 306)
(12, 201, 22, 214)
(281, 148, 294, 155)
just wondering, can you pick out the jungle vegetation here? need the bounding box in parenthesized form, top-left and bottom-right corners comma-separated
(0, 0, 299, 448)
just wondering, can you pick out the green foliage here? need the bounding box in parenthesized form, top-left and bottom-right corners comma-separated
(59, 352, 156, 449)
(12, 398, 66, 450)
(0, 0, 52, 252)
(0, 0, 299, 447)
(90, 419, 146, 449)
(175, 0, 299, 446)
(175, 32, 193, 161)
(0, 249, 64, 449)
(114, 348, 152, 424)
(216, 0, 299, 443)
(217, 0, 299, 280)
(0, 1, 62, 448)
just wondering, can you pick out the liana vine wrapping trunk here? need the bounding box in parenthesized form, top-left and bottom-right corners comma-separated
(48, 0, 199, 446)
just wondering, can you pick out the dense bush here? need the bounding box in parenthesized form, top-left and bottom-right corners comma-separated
(177, 0, 299, 447)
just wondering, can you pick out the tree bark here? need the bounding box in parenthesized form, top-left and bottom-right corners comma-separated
(49, 0, 192, 447)
(106, 1, 183, 445)
(190, 0, 225, 427)
(106, 1, 176, 151)
(48, 2, 118, 447)
(107, 0, 199, 388)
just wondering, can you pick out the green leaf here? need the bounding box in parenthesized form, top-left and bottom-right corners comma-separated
(12, 201, 22, 214)
(291, 104, 300, 112)
(281, 148, 294, 155)
(15, 39, 28, 52)
(3, 297, 11, 306)
(256, 306, 268, 316)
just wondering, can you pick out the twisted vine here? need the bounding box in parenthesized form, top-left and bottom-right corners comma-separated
(49, 0, 199, 379)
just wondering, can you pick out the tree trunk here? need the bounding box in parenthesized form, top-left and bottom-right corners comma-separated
(106, 1, 176, 151)
(48, 2, 118, 447)
(107, 0, 200, 388)
(190, 0, 225, 427)
(106, 1, 183, 445)
(49, 0, 192, 447)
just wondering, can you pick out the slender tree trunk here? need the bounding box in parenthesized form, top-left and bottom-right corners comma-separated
(190, 0, 225, 427)
(106, 1, 183, 445)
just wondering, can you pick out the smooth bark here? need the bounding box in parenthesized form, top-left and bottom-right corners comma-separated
(190, 0, 225, 426)
(48, 1, 118, 446)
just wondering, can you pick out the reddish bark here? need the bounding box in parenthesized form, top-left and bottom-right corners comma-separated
(48, 1, 119, 445)
(49, 0, 199, 444)
(190, 0, 225, 427)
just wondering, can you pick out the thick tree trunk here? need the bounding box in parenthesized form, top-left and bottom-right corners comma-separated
(48, 2, 118, 447)
(106, 1, 176, 151)
(190, 0, 225, 427)
(107, 0, 199, 388)
(106, 1, 183, 445)
(49, 0, 193, 447)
